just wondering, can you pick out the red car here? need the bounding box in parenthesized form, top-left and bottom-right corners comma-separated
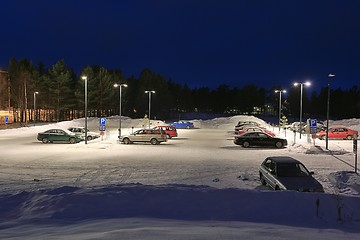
(316, 126, 358, 140)
(153, 126, 178, 139)
(236, 126, 276, 137)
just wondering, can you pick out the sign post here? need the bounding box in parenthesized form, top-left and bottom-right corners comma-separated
(354, 134, 358, 173)
(309, 119, 317, 145)
(99, 117, 106, 141)
(5, 116, 8, 128)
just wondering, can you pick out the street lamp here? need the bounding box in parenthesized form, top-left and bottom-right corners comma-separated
(114, 83, 128, 138)
(326, 73, 335, 150)
(81, 76, 88, 144)
(33, 91, 39, 126)
(293, 81, 311, 139)
(274, 89, 286, 131)
(145, 90, 155, 129)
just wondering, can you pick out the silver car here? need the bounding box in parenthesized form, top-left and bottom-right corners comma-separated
(119, 129, 167, 145)
(68, 127, 100, 141)
(259, 156, 324, 192)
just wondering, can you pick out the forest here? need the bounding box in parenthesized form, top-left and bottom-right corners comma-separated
(0, 58, 359, 125)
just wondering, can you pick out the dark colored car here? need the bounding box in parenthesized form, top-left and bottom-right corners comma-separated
(259, 156, 324, 192)
(234, 132, 287, 148)
(153, 125, 178, 139)
(37, 129, 82, 144)
(169, 121, 194, 129)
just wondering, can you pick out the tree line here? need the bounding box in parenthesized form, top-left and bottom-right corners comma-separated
(0, 58, 359, 124)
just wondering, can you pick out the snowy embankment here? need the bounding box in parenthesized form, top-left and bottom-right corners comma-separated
(0, 115, 360, 239)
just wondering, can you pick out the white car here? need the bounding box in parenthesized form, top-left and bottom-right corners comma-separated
(68, 127, 100, 141)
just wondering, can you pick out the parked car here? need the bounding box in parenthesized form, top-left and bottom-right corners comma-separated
(235, 121, 260, 129)
(236, 126, 276, 137)
(68, 127, 100, 141)
(153, 125, 178, 139)
(316, 126, 358, 140)
(169, 120, 194, 129)
(234, 132, 287, 148)
(119, 128, 167, 145)
(259, 156, 324, 192)
(37, 129, 82, 144)
(288, 122, 306, 132)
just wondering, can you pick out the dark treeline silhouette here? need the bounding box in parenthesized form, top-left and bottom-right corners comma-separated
(0, 58, 359, 124)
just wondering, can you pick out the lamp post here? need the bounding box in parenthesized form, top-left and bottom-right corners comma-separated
(293, 81, 311, 139)
(114, 83, 128, 138)
(81, 76, 88, 144)
(33, 91, 39, 126)
(274, 89, 286, 131)
(145, 90, 155, 129)
(326, 74, 335, 150)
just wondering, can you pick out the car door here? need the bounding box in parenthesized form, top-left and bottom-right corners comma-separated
(262, 159, 277, 188)
(56, 129, 69, 141)
(46, 129, 58, 141)
(255, 133, 271, 146)
(337, 128, 347, 139)
(329, 128, 341, 139)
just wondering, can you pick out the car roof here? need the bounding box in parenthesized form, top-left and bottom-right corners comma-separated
(265, 156, 301, 164)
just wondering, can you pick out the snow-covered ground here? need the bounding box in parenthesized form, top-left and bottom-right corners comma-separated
(0, 115, 359, 239)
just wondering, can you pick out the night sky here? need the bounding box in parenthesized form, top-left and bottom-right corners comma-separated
(1, 0, 360, 91)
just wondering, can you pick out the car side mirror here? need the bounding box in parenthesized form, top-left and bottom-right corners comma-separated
(310, 171, 314, 175)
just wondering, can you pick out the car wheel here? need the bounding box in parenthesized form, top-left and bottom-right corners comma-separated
(166, 134, 171, 139)
(42, 138, 49, 144)
(346, 135, 353, 140)
(150, 138, 159, 145)
(123, 138, 131, 144)
(242, 141, 250, 148)
(260, 174, 266, 185)
(275, 141, 283, 148)
(69, 138, 76, 144)
(87, 136, 93, 141)
(186, 126, 190, 129)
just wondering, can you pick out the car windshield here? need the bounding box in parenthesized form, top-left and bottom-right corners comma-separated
(276, 163, 310, 177)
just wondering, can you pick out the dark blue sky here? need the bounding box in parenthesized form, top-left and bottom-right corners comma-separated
(1, 0, 359, 91)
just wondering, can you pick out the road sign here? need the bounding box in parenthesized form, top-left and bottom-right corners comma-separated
(310, 127, 317, 134)
(5, 116, 8, 124)
(100, 117, 106, 125)
(99, 125, 106, 131)
(310, 119, 317, 127)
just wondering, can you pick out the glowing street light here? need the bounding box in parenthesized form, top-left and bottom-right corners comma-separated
(326, 74, 335, 150)
(145, 90, 155, 129)
(293, 81, 311, 139)
(274, 89, 286, 131)
(81, 76, 88, 144)
(114, 83, 128, 138)
(33, 91, 39, 126)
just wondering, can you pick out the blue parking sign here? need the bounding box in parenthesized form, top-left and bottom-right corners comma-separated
(5, 116, 8, 124)
(310, 119, 317, 127)
(100, 117, 106, 125)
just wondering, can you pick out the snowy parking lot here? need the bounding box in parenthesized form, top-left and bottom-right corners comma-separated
(0, 115, 359, 239)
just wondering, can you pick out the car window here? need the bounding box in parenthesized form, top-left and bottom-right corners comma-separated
(258, 133, 268, 138)
(277, 163, 310, 177)
(263, 159, 271, 169)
